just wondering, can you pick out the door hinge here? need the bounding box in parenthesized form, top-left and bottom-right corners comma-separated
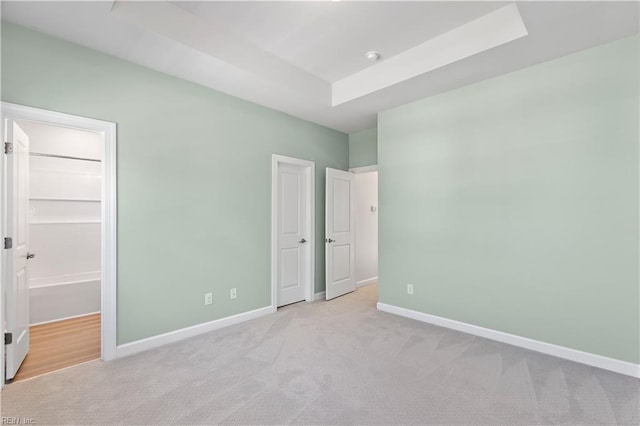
(3, 237, 12, 249)
(4, 333, 12, 345)
(4, 142, 13, 154)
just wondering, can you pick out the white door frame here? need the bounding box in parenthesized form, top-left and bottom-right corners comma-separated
(0, 102, 117, 387)
(271, 154, 315, 311)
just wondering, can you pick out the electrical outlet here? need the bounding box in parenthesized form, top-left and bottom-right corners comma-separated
(230, 288, 237, 300)
(407, 284, 414, 295)
(204, 292, 213, 305)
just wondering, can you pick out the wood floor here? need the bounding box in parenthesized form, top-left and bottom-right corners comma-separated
(13, 313, 101, 382)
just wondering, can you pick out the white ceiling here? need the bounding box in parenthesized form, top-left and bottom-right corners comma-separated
(171, 1, 508, 82)
(1, 1, 638, 134)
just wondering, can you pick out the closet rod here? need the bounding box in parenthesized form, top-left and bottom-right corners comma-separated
(29, 152, 101, 163)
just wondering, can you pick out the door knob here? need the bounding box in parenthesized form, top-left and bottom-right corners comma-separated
(299, 238, 307, 243)
(325, 238, 335, 243)
(26, 252, 36, 260)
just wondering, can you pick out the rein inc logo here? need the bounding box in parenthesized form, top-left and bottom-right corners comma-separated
(1, 418, 34, 425)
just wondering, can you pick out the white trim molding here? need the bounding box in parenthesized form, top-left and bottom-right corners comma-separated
(314, 291, 326, 301)
(116, 306, 272, 358)
(357, 277, 378, 288)
(0, 102, 118, 386)
(271, 154, 315, 311)
(377, 303, 640, 379)
(349, 165, 378, 174)
(31, 311, 101, 327)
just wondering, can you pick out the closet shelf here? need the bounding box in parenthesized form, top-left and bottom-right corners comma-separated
(30, 197, 101, 202)
(30, 220, 101, 225)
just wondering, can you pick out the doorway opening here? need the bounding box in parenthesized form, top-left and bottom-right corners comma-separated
(14, 120, 101, 381)
(350, 165, 378, 291)
(1, 103, 117, 386)
(271, 154, 315, 310)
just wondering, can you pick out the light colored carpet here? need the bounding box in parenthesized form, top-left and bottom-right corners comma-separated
(1, 284, 638, 425)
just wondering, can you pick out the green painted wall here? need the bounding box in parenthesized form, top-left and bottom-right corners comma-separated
(1, 23, 348, 344)
(349, 127, 377, 168)
(378, 35, 639, 364)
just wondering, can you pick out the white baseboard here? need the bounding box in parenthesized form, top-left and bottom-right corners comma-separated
(377, 302, 640, 378)
(314, 291, 326, 301)
(116, 306, 272, 358)
(30, 311, 101, 327)
(357, 277, 378, 287)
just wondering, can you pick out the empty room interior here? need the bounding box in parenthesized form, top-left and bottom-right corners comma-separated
(0, 1, 638, 425)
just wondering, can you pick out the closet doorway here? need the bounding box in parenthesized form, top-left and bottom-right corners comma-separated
(17, 120, 102, 381)
(1, 103, 117, 385)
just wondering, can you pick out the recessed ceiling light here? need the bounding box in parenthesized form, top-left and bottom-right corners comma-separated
(365, 51, 381, 62)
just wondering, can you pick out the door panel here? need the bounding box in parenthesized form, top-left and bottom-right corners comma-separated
(325, 168, 355, 300)
(280, 171, 301, 234)
(5, 119, 30, 380)
(332, 178, 351, 233)
(280, 247, 300, 289)
(277, 163, 307, 307)
(332, 244, 350, 282)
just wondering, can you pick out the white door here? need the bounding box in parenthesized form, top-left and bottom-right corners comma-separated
(325, 168, 355, 300)
(4, 119, 31, 380)
(276, 163, 308, 307)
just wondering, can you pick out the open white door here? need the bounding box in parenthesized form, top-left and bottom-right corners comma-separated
(4, 119, 30, 380)
(325, 168, 355, 300)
